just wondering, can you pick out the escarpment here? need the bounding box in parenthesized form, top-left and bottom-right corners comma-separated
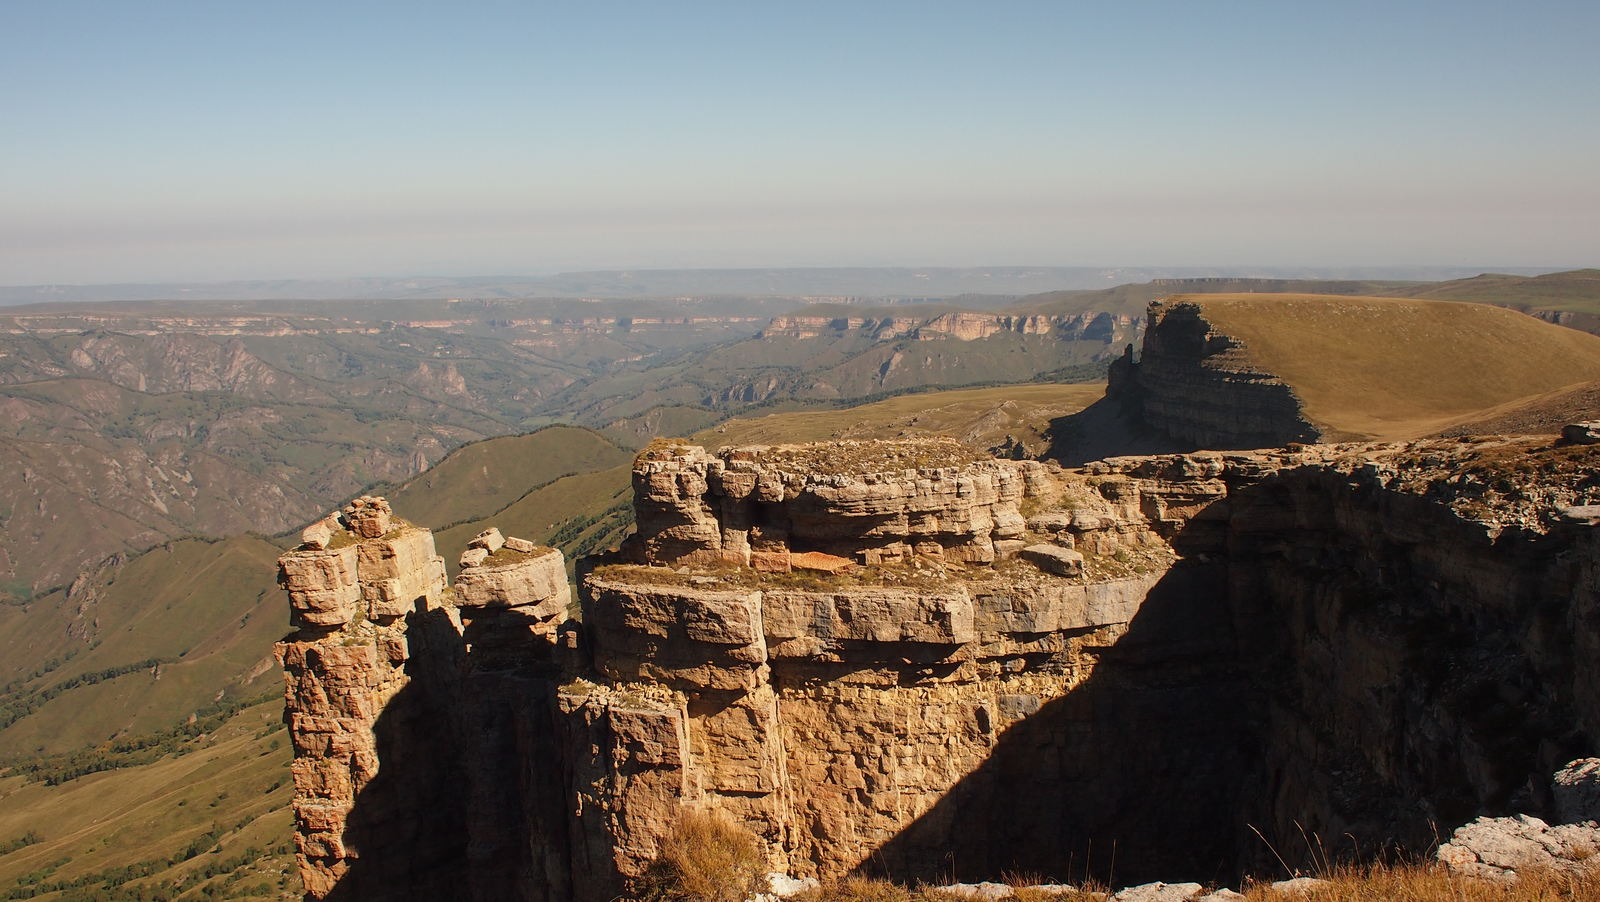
(277, 437, 1600, 900)
(1104, 293, 1600, 452)
(1107, 300, 1319, 449)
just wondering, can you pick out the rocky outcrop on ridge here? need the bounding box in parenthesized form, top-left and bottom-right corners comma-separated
(760, 311, 1135, 343)
(1105, 300, 1318, 449)
(276, 434, 1600, 901)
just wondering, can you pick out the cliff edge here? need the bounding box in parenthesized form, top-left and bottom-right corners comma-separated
(1099, 294, 1600, 452)
(276, 435, 1600, 900)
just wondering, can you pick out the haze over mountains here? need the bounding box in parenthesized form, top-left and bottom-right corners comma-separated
(0, 265, 1569, 306)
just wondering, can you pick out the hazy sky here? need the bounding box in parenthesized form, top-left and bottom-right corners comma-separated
(3, 0, 1596, 284)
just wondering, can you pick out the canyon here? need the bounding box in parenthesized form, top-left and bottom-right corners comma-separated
(270, 293, 1600, 900)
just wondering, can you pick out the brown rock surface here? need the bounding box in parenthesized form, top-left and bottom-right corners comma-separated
(277, 436, 1600, 900)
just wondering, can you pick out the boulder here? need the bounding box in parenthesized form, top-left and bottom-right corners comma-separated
(933, 883, 1013, 900)
(766, 874, 820, 898)
(790, 551, 855, 574)
(301, 519, 334, 550)
(460, 547, 489, 569)
(342, 496, 392, 539)
(469, 527, 505, 554)
(1436, 814, 1600, 882)
(279, 546, 361, 628)
(1110, 882, 1203, 902)
(1563, 422, 1600, 445)
(1559, 505, 1600, 526)
(1554, 758, 1600, 824)
(454, 548, 570, 616)
(504, 536, 538, 554)
(1021, 543, 1084, 577)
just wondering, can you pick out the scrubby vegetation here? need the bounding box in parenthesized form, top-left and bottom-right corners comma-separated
(636, 863, 1600, 902)
(635, 809, 767, 902)
(632, 811, 1600, 902)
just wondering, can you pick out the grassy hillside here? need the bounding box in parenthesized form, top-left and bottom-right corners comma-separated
(1010, 278, 1420, 319)
(1010, 269, 1600, 323)
(0, 700, 296, 901)
(0, 534, 293, 898)
(432, 466, 637, 579)
(380, 425, 632, 530)
(1398, 268, 1600, 314)
(1181, 294, 1600, 439)
(695, 383, 1105, 454)
(1430, 379, 1600, 437)
(0, 534, 286, 757)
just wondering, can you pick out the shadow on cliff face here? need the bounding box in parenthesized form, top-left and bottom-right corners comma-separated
(321, 606, 470, 902)
(864, 470, 1600, 887)
(323, 605, 575, 902)
(1043, 393, 1187, 467)
(861, 559, 1261, 887)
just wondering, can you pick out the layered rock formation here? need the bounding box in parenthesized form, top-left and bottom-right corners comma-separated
(277, 435, 1600, 901)
(1107, 300, 1319, 448)
(760, 311, 1135, 343)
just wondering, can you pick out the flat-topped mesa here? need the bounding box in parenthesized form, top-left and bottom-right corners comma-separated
(624, 437, 1041, 570)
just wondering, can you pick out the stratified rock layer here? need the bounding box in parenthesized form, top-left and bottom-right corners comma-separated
(1107, 300, 1319, 448)
(277, 435, 1600, 900)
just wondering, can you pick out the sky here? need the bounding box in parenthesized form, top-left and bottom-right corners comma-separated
(2, 0, 1597, 284)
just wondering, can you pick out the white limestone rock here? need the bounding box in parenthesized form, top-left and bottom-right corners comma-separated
(1021, 543, 1085, 577)
(1110, 882, 1203, 902)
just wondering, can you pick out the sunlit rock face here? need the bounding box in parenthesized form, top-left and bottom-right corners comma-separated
(276, 435, 1600, 901)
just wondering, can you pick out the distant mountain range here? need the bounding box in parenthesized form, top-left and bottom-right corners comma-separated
(0, 265, 1570, 305)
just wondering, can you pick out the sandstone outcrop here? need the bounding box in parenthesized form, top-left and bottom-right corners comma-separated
(1103, 301, 1318, 449)
(277, 433, 1600, 901)
(759, 311, 1137, 344)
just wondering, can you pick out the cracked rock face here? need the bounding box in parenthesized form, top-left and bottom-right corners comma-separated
(624, 438, 1032, 568)
(276, 434, 1600, 901)
(1437, 815, 1600, 883)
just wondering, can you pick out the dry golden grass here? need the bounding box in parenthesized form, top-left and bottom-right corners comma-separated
(1174, 294, 1600, 440)
(695, 383, 1107, 452)
(659, 862, 1600, 902)
(1239, 861, 1600, 900)
(635, 808, 768, 902)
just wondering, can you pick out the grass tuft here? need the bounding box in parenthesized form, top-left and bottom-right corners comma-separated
(635, 808, 768, 902)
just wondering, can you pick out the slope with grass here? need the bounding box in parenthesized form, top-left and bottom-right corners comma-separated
(0, 699, 297, 901)
(695, 383, 1106, 456)
(1008, 269, 1600, 327)
(1119, 294, 1600, 447)
(1009, 277, 1421, 319)
(1399, 268, 1600, 315)
(378, 425, 632, 531)
(0, 534, 286, 758)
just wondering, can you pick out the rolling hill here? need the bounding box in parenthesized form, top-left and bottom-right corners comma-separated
(1161, 294, 1600, 440)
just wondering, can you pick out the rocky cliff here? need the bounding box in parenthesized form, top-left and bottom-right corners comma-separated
(1107, 300, 1319, 449)
(276, 436, 1600, 900)
(761, 310, 1134, 343)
